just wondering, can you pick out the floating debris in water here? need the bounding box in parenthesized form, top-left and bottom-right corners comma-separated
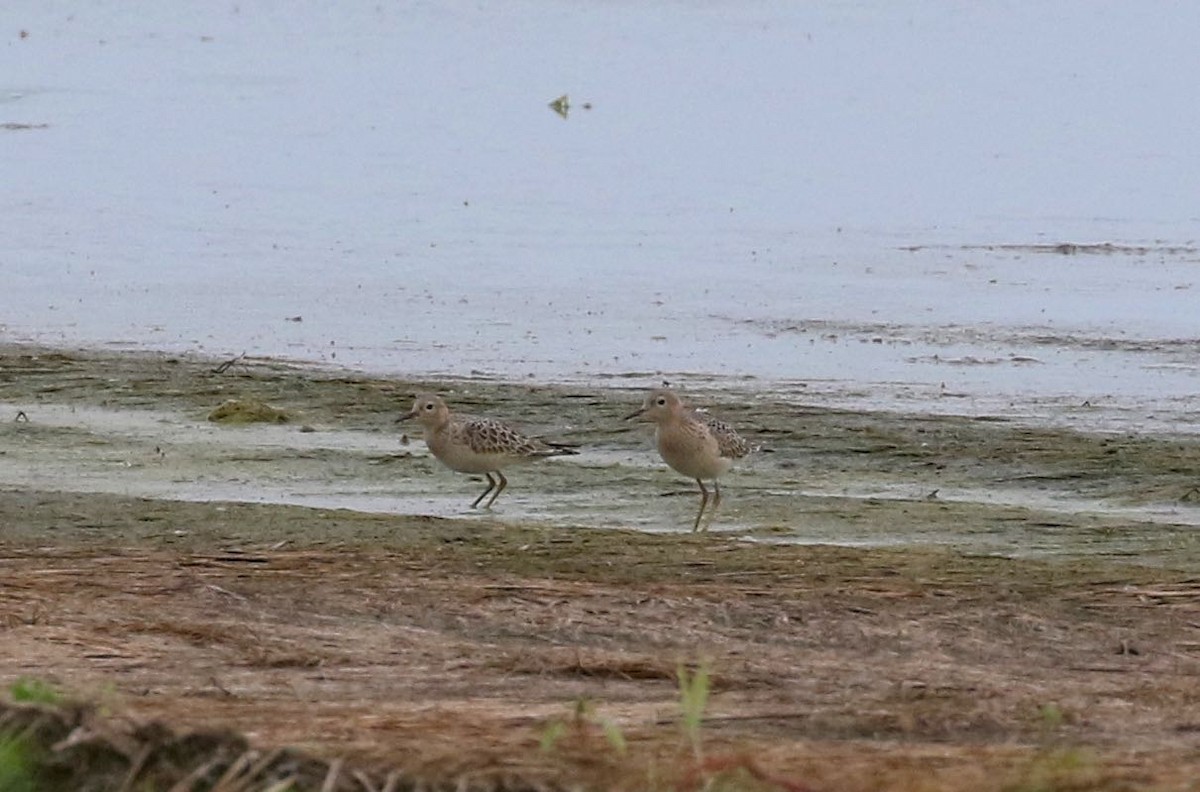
(547, 94, 593, 119)
(548, 93, 570, 119)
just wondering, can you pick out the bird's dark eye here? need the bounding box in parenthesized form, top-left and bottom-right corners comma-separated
(656, 397, 667, 406)
(424, 403, 435, 411)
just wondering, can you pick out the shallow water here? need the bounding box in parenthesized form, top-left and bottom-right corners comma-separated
(0, 351, 1197, 567)
(3, 2, 1200, 434)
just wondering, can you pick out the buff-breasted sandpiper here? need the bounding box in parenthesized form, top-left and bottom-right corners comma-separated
(402, 393, 577, 509)
(626, 388, 750, 531)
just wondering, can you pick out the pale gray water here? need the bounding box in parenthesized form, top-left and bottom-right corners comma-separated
(3, 2, 1199, 432)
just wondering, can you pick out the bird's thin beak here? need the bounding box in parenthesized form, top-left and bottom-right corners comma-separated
(397, 410, 417, 424)
(623, 407, 646, 421)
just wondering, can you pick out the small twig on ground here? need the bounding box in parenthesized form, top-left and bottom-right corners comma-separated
(321, 758, 343, 792)
(14, 410, 28, 422)
(208, 676, 235, 698)
(205, 584, 249, 602)
(352, 769, 381, 792)
(212, 352, 247, 374)
(166, 758, 221, 792)
(210, 749, 258, 792)
(118, 743, 155, 792)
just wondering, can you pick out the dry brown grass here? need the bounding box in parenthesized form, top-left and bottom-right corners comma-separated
(2, 491, 1200, 790)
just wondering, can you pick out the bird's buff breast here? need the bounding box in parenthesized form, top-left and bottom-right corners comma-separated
(425, 427, 503, 474)
(656, 425, 729, 480)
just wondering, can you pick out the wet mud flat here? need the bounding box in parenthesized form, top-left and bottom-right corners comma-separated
(1, 344, 1200, 790)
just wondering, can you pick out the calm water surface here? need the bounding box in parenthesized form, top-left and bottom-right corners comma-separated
(3, 2, 1199, 431)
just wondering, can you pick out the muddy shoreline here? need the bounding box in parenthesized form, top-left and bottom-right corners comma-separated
(2, 343, 1199, 790)
(1, 343, 1198, 560)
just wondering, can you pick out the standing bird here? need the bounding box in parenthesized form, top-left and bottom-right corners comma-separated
(402, 393, 578, 509)
(626, 388, 750, 531)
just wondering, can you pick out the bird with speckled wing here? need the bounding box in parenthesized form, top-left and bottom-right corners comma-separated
(402, 393, 578, 509)
(626, 388, 749, 531)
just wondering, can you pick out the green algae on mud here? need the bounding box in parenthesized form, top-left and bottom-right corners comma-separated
(207, 398, 292, 424)
(1, 343, 1198, 566)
